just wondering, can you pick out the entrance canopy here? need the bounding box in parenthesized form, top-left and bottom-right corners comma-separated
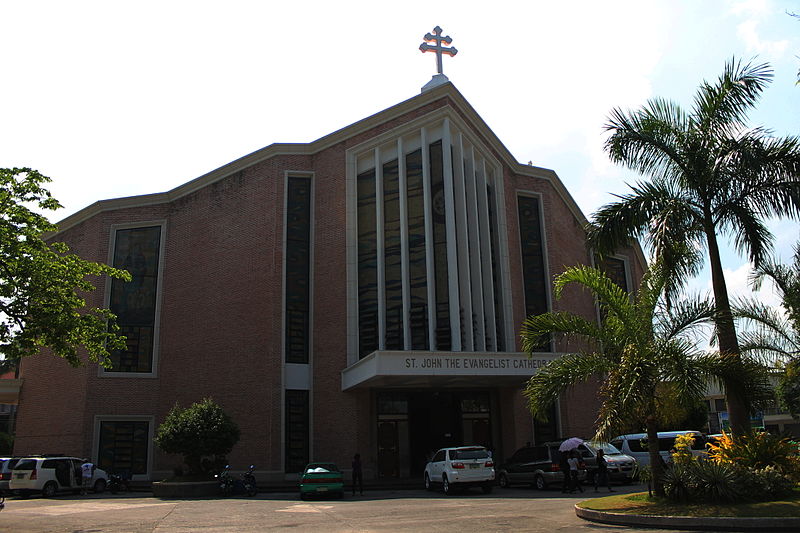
(341, 351, 557, 391)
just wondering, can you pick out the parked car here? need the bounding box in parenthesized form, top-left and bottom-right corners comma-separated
(574, 442, 637, 483)
(497, 443, 585, 490)
(0, 457, 24, 495)
(424, 446, 495, 495)
(610, 431, 706, 466)
(9, 456, 108, 497)
(299, 462, 344, 500)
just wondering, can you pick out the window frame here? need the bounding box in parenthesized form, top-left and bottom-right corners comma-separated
(92, 415, 154, 481)
(100, 221, 167, 378)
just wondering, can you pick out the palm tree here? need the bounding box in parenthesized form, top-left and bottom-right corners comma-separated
(733, 243, 800, 414)
(588, 59, 800, 434)
(522, 262, 723, 496)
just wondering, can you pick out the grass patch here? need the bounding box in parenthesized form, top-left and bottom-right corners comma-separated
(577, 490, 800, 518)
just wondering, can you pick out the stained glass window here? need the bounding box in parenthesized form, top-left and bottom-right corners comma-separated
(285, 390, 309, 473)
(406, 149, 429, 350)
(429, 141, 451, 351)
(98, 420, 149, 475)
(383, 159, 403, 350)
(286, 177, 311, 364)
(109, 226, 162, 372)
(357, 169, 378, 358)
(518, 196, 550, 351)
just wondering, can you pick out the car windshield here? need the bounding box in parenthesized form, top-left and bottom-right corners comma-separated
(587, 442, 623, 455)
(305, 463, 339, 473)
(13, 459, 37, 470)
(452, 448, 490, 460)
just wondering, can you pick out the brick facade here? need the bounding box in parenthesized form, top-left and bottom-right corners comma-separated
(13, 83, 645, 482)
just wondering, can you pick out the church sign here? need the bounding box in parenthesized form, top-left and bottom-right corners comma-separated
(341, 351, 558, 390)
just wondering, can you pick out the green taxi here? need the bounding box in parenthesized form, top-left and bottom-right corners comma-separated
(299, 462, 344, 499)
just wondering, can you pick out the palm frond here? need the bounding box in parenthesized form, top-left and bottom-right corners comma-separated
(524, 352, 612, 420)
(520, 311, 606, 354)
(604, 98, 691, 183)
(654, 294, 716, 341)
(553, 265, 636, 332)
(692, 58, 772, 138)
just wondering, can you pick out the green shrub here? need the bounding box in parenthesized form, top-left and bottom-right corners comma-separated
(741, 465, 795, 500)
(154, 398, 240, 476)
(688, 460, 746, 503)
(661, 464, 693, 502)
(707, 431, 799, 473)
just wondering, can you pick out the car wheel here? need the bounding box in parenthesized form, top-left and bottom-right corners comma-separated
(482, 483, 493, 494)
(498, 473, 509, 488)
(42, 481, 58, 498)
(534, 474, 547, 491)
(94, 479, 106, 494)
(424, 473, 432, 491)
(442, 475, 451, 495)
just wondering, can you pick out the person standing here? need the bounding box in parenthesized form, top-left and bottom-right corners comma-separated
(559, 451, 570, 493)
(593, 449, 615, 493)
(80, 459, 95, 495)
(351, 453, 363, 496)
(567, 450, 583, 493)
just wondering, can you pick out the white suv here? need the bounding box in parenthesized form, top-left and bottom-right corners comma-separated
(424, 446, 495, 495)
(10, 456, 108, 497)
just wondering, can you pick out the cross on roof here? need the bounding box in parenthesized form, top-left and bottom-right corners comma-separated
(419, 26, 457, 75)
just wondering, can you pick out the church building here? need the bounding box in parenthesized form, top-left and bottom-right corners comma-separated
(13, 30, 645, 484)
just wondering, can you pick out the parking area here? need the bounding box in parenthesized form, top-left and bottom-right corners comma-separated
(0, 484, 680, 533)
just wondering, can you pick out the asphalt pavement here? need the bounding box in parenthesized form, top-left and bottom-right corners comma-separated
(0, 484, 686, 533)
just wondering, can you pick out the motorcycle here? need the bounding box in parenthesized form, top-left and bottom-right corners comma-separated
(215, 465, 234, 496)
(108, 472, 131, 494)
(241, 464, 257, 497)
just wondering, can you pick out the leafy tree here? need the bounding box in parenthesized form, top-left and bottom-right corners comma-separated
(521, 262, 770, 496)
(154, 398, 241, 476)
(0, 168, 130, 370)
(588, 59, 800, 434)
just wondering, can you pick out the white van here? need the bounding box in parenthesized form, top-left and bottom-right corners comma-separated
(610, 431, 706, 466)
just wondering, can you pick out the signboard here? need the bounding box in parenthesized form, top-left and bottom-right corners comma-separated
(341, 351, 558, 390)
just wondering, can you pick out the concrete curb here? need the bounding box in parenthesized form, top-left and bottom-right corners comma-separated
(575, 505, 800, 532)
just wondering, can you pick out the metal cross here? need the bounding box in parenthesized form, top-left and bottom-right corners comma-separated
(419, 26, 457, 75)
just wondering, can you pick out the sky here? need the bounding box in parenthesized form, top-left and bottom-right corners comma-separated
(1, 0, 798, 309)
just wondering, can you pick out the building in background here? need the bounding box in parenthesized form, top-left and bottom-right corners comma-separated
(12, 79, 644, 483)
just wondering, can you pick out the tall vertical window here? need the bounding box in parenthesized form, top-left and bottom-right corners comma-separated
(429, 140, 451, 351)
(487, 185, 505, 352)
(357, 169, 379, 358)
(406, 149, 429, 350)
(595, 256, 629, 292)
(383, 159, 403, 350)
(285, 390, 309, 473)
(285, 177, 311, 364)
(518, 196, 550, 351)
(97, 420, 149, 475)
(109, 226, 162, 373)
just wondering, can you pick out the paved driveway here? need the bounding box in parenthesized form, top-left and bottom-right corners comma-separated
(1, 485, 677, 532)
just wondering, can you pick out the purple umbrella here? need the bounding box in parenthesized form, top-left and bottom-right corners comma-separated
(559, 437, 584, 452)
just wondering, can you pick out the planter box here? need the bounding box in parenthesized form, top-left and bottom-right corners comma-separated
(152, 480, 219, 498)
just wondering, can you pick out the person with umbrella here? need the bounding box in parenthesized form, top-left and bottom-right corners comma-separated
(559, 438, 584, 494)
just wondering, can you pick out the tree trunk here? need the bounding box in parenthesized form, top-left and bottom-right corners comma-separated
(646, 417, 664, 498)
(704, 220, 750, 435)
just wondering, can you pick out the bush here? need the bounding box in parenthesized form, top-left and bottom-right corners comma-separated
(154, 398, 240, 476)
(707, 431, 799, 473)
(671, 433, 696, 466)
(661, 461, 745, 503)
(741, 465, 796, 500)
